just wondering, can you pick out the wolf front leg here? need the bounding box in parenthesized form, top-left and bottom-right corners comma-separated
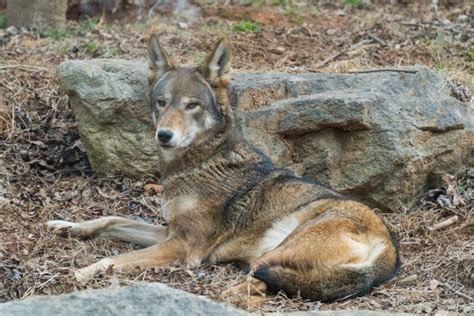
(47, 217, 168, 247)
(75, 238, 188, 282)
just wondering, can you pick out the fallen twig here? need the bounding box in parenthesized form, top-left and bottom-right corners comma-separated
(401, 21, 474, 34)
(400, 22, 421, 27)
(315, 51, 345, 68)
(439, 282, 473, 301)
(368, 34, 386, 46)
(349, 68, 418, 74)
(302, 25, 313, 38)
(398, 274, 418, 285)
(314, 39, 374, 69)
(305, 68, 322, 73)
(0, 64, 48, 72)
(428, 215, 459, 231)
(97, 187, 119, 200)
(454, 218, 474, 232)
(350, 39, 374, 50)
(37, 273, 60, 289)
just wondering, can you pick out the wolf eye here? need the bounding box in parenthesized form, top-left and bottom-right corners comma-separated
(186, 102, 199, 110)
(156, 100, 166, 108)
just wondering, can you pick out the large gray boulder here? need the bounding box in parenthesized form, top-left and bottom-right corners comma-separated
(0, 283, 247, 316)
(57, 60, 473, 210)
(277, 312, 414, 316)
(58, 60, 157, 177)
(0, 281, 415, 316)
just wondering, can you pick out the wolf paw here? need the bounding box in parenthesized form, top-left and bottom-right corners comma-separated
(75, 258, 113, 282)
(221, 277, 268, 308)
(46, 220, 80, 235)
(221, 276, 268, 297)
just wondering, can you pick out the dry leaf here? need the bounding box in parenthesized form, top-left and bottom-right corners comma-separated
(143, 183, 163, 195)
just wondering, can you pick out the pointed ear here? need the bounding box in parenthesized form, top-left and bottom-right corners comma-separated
(148, 34, 175, 85)
(200, 38, 231, 85)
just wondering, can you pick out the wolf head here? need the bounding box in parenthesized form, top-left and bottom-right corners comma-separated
(147, 34, 233, 164)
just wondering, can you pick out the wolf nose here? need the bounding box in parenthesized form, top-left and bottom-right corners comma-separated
(157, 130, 173, 144)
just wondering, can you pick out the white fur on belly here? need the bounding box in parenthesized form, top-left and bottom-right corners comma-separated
(339, 235, 387, 269)
(254, 214, 300, 257)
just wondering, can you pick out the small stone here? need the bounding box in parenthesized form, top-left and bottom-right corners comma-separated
(274, 27, 285, 35)
(457, 14, 468, 22)
(6, 26, 21, 35)
(269, 47, 285, 55)
(429, 279, 440, 290)
(178, 21, 188, 29)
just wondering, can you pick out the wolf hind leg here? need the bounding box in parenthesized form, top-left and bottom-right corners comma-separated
(249, 208, 399, 302)
(46, 216, 168, 247)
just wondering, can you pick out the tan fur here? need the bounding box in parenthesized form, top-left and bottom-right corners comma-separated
(47, 36, 400, 301)
(158, 107, 186, 133)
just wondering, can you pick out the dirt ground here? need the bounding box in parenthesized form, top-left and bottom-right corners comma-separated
(1, 1, 473, 313)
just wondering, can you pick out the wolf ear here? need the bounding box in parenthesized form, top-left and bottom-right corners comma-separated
(200, 38, 231, 85)
(148, 34, 174, 85)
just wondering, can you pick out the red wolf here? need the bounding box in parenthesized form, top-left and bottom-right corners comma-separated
(47, 35, 400, 302)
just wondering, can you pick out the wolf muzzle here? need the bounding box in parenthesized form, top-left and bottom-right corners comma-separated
(157, 129, 174, 145)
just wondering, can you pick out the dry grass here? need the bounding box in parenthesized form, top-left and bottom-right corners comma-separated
(0, 94, 12, 139)
(1, 172, 472, 313)
(1, 1, 473, 313)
